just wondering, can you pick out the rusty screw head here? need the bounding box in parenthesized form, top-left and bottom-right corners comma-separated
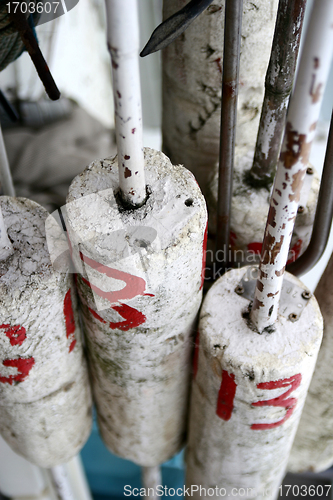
(297, 205, 305, 214)
(306, 167, 314, 175)
(302, 290, 311, 300)
(235, 285, 244, 295)
(289, 312, 298, 322)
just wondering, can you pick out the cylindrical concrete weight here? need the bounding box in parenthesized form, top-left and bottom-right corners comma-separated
(289, 253, 333, 472)
(162, 0, 278, 197)
(0, 197, 92, 467)
(207, 157, 319, 264)
(66, 147, 207, 466)
(186, 266, 323, 500)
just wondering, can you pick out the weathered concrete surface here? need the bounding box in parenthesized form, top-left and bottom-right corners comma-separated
(66, 147, 207, 466)
(207, 156, 319, 264)
(186, 267, 323, 499)
(0, 197, 92, 467)
(162, 0, 279, 197)
(289, 253, 333, 472)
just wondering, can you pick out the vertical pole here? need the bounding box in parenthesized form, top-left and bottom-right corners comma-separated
(250, 0, 333, 333)
(48, 466, 74, 500)
(215, 0, 243, 271)
(142, 466, 162, 500)
(105, 0, 147, 208)
(0, 125, 15, 197)
(249, 0, 307, 186)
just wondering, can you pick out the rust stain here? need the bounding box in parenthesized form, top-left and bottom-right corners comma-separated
(222, 81, 237, 99)
(285, 172, 290, 181)
(214, 57, 222, 73)
(252, 297, 265, 311)
(272, 198, 278, 206)
(275, 189, 282, 197)
(124, 155, 130, 160)
(124, 167, 132, 178)
(310, 121, 317, 131)
(260, 269, 268, 279)
(282, 182, 287, 190)
(262, 233, 276, 265)
(275, 266, 285, 277)
(289, 170, 305, 202)
(280, 122, 311, 169)
(131, 128, 136, 134)
(267, 292, 279, 297)
(257, 281, 264, 292)
(313, 57, 320, 69)
(282, 223, 286, 230)
(267, 206, 277, 228)
(117, 90, 121, 98)
(112, 60, 118, 69)
(309, 74, 322, 103)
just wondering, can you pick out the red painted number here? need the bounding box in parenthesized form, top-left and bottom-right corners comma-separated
(0, 324, 35, 384)
(80, 251, 154, 331)
(216, 370, 237, 421)
(251, 374, 302, 430)
(64, 289, 76, 352)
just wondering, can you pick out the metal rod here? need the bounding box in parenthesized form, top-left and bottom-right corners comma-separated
(250, 0, 333, 333)
(248, 0, 307, 187)
(287, 110, 333, 277)
(215, 0, 243, 271)
(140, 0, 214, 57)
(0, 124, 15, 197)
(142, 466, 162, 500)
(0, 89, 19, 122)
(48, 465, 75, 500)
(105, 0, 146, 208)
(8, 6, 60, 101)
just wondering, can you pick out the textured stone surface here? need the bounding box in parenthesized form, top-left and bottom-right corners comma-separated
(0, 197, 92, 467)
(186, 267, 323, 499)
(289, 253, 333, 472)
(66, 147, 207, 466)
(207, 155, 319, 264)
(162, 0, 279, 196)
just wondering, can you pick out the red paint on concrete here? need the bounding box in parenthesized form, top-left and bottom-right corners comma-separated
(0, 324, 26, 346)
(193, 331, 200, 379)
(248, 242, 263, 255)
(0, 357, 35, 384)
(251, 373, 302, 430)
(64, 290, 75, 337)
(110, 303, 146, 330)
(216, 370, 237, 421)
(69, 340, 77, 352)
(200, 224, 208, 290)
(88, 307, 107, 323)
(80, 252, 148, 303)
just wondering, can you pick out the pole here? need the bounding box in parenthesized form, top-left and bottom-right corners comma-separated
(250, 0, 333, 333)
(105, 0, 146, 208)
(0, 125, 15, 197)
(215, 0, 243, 271)
(142, 466, 162, 500)
(287, 109, 333, 276)
(248, 0, 307, 187)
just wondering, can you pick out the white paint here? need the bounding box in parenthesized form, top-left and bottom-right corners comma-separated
(66, 147, 207, 466)
(0, 197, 92, 467)
(289, 253, 333, 472)
(250, 0, 333, 332)
(142, 466, 162, 500)
(105, 0, 146, 207)
(49, 465, 74, 500)
(162, 0, 279, 196)
(186, 267, 323, 500)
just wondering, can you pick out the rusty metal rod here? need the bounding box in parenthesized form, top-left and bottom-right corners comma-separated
(8, 7, 60, 101)
(248, 0, 307, 188)
(215, 0, 243, 272)
(250, 0, 333, 333)
(287, 111, 333, 277)
(140, 0, 214, 57)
